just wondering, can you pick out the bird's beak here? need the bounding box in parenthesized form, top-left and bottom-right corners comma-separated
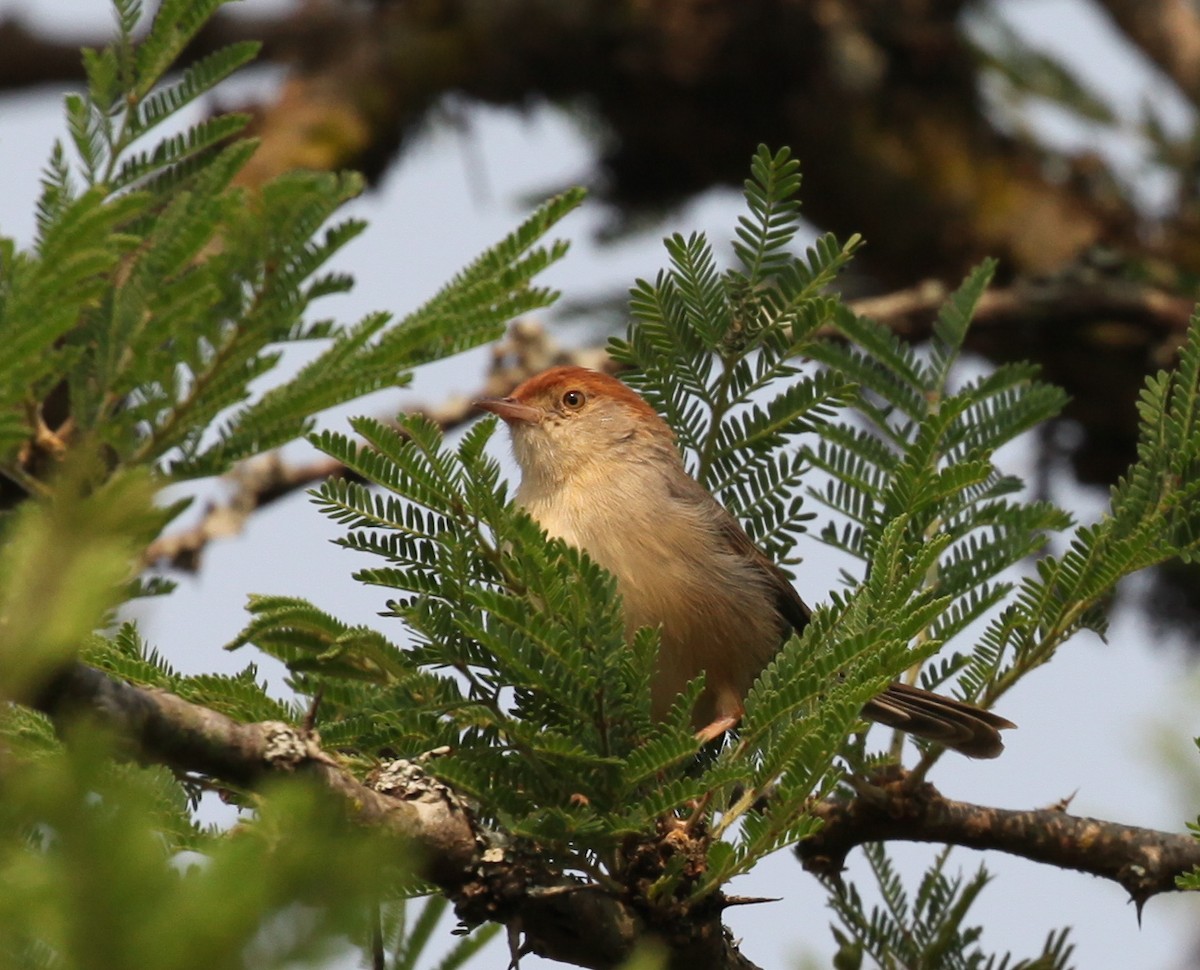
(474, 396, 542, 425)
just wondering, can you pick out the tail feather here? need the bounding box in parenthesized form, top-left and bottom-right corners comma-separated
(862, 681, 1016, 759)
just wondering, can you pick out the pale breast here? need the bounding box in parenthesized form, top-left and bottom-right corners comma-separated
(518, 462, 785, 725)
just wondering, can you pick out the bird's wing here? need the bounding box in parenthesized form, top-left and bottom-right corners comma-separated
(663, 471, 812, 635)
(716, 513, 813, 634)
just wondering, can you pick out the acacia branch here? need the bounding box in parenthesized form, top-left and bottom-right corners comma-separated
(797, 768, 1200, 911)
(33, 661, 478, 884)
(32, 661, 1200, 962)
(850, 275, 1196, 340)
(30, 661, 758, 970)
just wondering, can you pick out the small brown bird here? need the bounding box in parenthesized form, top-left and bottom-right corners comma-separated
(477, 366, 1015, 758)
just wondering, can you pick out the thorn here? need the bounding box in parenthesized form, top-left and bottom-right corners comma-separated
(683, 790, 714, 834)
(695, 713, 740, 743)
(1132, 893, 1148, 927)
(843, 771, 888, 806)
(506, 922, 523, 970)
(1042, 789, 1078, 812)
(720, 894, 781, 909)
(302, 685, 324, 733)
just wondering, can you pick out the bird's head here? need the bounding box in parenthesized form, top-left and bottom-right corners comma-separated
(475, 366, 676, 488)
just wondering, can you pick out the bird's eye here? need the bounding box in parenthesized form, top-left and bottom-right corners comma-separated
(561, 389, 585, 410)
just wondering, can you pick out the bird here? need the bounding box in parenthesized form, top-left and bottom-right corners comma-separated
(475, 365, 1015, 758)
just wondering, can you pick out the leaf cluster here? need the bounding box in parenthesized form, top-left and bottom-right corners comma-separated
(611, 146, 859, 563)
(0, 711, 498, 970)
(956, 303, 1200, 709)
(804, 262, 1072, 713)
(235, 414, 708, 869)
(829, 845, 1075, 970)
(0, 3, 583, 964)
(0, 0, 580, 503)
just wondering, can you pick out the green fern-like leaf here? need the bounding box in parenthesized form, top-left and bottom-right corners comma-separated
(732, 144, 803, 282)
(132, 0, 231, 98)
(135, 42, 259, 135)
(979, 311, 1200, 700)
(830, 844, 1074, 970)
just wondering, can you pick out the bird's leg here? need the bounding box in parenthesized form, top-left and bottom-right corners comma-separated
(694, 715, 739, 742)
(694, 695, 744, 743)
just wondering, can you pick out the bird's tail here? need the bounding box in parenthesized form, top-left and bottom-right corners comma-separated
(862, 681, 1015, 759)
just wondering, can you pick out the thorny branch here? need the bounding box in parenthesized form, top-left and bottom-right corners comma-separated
(31, 661, 759, 970)
(28, 661, 1200, 968)
(797, 767, 1200, 914)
